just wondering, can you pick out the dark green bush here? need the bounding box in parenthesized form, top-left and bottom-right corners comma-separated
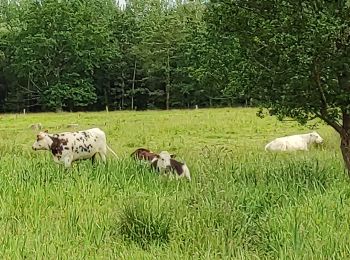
(118, 201, 172, 249)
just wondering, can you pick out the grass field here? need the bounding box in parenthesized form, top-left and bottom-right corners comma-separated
(0, 108, 349, 259)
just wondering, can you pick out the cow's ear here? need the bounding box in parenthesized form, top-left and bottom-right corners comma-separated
(170, 154, 176, 158)
(44, 129, 49, 133)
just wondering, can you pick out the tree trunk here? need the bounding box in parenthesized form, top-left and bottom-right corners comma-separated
(339, 64, 350, 176)
(27, 74, 30, 112)
(340, 135, 350, 178)
(165, 48, 170, 110)
(341, 112, 350, 177)
(121, 72, 125, 109)
(104, 88, 109, 109)
(131, 60, 136, 110)
(55, 104, 62, 113)
(165, 84, 170, 110)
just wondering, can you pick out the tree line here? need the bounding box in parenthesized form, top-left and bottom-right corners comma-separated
(0, 0, 244, 112)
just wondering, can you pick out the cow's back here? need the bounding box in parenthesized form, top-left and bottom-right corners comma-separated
(70, 128, 107, 161)
(267, 135, 306, 151)
(283, 135, 308, 150)
(265, 138, 287, 151)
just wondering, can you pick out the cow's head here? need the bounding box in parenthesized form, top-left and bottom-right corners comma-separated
(32, 130, 51, 150)
(155, 151, 176, 170)
(310, 131, 324, 144)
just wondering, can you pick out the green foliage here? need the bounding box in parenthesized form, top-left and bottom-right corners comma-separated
(7, 0, 350, 117)
(0, 0, 237, 112)
(205, 0, 350, 125)
(2, 0, 119, 111)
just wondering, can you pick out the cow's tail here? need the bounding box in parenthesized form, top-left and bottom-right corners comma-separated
(182, 164, 191, 181)
(107, 145, 119, 158)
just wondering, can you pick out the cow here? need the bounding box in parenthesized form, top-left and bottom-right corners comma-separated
(130, 148, 161, 171)
(265, 131, 324, 152)
(152, 151, 191, 181)
(32, 128, 118, 167)
(131, 148, 158, 162)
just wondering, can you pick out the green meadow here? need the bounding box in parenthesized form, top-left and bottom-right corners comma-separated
(0, 108, 348, 259)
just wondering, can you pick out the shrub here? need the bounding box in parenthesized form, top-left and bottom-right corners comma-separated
(118, 201, 172, 249)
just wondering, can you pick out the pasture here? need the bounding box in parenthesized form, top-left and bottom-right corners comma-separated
(0, 108, 348, 259)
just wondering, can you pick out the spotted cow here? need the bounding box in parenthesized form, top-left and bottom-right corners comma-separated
(152, 151, 191, 181)
(32, 128, 118, 167)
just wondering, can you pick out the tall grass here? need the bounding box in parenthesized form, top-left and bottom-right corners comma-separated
(117, 199, 172, 249)
(0, 108, 347, 258)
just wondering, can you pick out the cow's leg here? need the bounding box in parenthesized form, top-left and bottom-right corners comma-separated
(99, 145, 107, 163)
(299, 142, 308, 151)
(64, 155, 73, 168)
(281, 142, 287, 151)
(151, 158, 158, 171)
(91, 153, 97, 164)
(99, 151, 106, 163)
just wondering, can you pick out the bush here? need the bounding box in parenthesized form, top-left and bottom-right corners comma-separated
(118, 201, 172, 249)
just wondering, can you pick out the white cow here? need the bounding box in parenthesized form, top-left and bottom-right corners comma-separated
(152, 151, 191, 180)
(265, 131, 324, 152)
(32, 128, 118, 167)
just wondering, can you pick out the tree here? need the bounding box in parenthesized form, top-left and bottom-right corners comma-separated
(135, 0, 187, 110)
(109, 1, 145, 110)
(169, 0, 211, 108)
(205, 0, 350, 175)
(4, 0, 118, 111)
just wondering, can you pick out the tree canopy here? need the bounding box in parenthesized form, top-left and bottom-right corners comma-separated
(0, 0, 232, 112)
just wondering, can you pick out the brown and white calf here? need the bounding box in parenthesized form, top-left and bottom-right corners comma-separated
(152, 151, 191, 181)
(131, 148, 158, 162)
(32, 128, 118, 167)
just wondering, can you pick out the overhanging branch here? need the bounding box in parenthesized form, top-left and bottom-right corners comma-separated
(313, 58, 328, 110)
(312, 57, 344, 135)
(315, 112, 343, 135)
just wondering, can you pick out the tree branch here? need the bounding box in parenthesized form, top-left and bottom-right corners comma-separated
(313, 58, 328, 110)
(315, 112, 343, 135)
(18, 85, 38, 94)
(30, 79, 43, 92)
(312, 57, 344, 135)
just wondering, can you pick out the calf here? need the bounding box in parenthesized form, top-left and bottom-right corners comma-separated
(131, 148, 160, 171)
(152, 151, 191, 181)
(265, 131, 324, 152)
(32, 128, 118, 167)
(131, 148, 158, 162)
